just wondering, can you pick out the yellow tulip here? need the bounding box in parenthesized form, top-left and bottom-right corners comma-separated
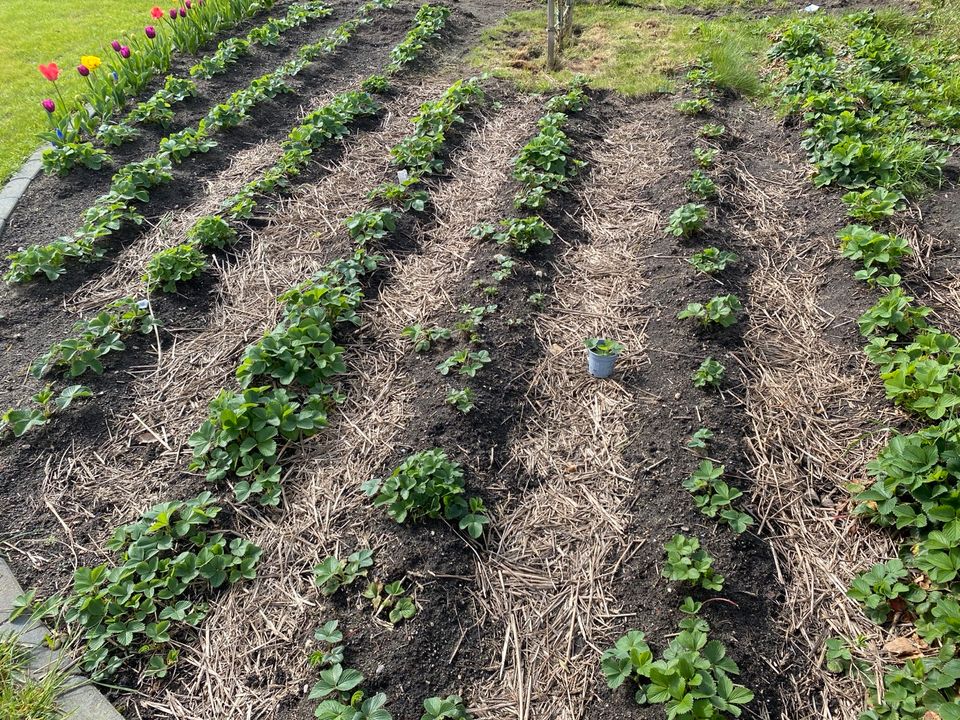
(80, 55, 102, 71)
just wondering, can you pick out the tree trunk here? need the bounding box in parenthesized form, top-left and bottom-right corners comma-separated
(561, 0, 574, 45)
(546, 0, 558, 70)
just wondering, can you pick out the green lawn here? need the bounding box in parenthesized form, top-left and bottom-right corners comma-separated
(0, 1, 154, 183)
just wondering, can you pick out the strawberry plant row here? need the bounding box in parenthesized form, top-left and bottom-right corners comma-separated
(6, 0, 393, 285)
(770, 13, 960, 720)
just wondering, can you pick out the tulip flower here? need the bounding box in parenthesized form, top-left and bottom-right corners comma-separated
(77, 64, 90, 77)
(145, 25, 157, 38)
(38, 63, 59, 82)
(42, 98, 55, 113)
(111, 40, 122, 52)
(80, 55, 102, 71)
(179, 7, 186, 16)
(185, 0, 192, 7)
(120, 46, 131, 59)
(169, 7, 177, 18)
(151, 6, 164, 18)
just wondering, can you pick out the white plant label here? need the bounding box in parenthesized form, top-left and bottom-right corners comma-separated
(397, 170, 409, 183)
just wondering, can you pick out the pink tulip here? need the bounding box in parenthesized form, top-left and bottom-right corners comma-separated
(42, 98, 55, 113)
(120, 46, 131, 58)
(111, 40, 122, 52)
(179, 6, 186, 16)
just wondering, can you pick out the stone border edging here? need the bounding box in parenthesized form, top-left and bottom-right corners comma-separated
(0, 148, 44, 239)
(0, 556, 125, 720)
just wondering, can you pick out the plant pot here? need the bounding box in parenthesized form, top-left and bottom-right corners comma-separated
(587, 349, 618, 378)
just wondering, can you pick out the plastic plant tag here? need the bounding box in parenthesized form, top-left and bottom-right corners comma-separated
(397, 169, 409, 183)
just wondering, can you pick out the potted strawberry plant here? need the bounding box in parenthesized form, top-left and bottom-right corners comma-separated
(584, 338, 623, 378)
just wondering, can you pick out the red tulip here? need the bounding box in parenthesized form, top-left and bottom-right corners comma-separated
(38, 63, 60, 82)
(42, 98, 55, 113)
(151, 6, 164, 18)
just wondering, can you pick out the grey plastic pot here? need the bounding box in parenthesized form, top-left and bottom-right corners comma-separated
(587, 349, 618, 378)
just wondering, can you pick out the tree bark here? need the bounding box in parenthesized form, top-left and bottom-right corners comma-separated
(546, 0, 558, 70)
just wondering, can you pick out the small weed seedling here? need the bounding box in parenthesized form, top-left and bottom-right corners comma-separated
(678, 295, 742, 328)
(313, 549, 374, 596)
(666, 203, 708, 239)
(686, 170, 717, 199)
(688, 247, 737, 274)
(446, 388, 476, 414)
(401, 324, 451, 352)
(362, 449, 489, 538)
(455, 304, 497, 344)
(692, 357, 725, 388)
(363, 579, 417, 625)
(687, 427, 714, 450)
(662, 533, 724, 591)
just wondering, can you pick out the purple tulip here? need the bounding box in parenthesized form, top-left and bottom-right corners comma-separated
(145, 25, 157, 38)
(120, 46, 131, 59)
(169, 7, 177, 18)
(77, 64, 90, 77)
(111, 40, 122, 52)
(42, 98, 55, 113)
(179, 7, 186, 16)
(185, 0, 192, 7)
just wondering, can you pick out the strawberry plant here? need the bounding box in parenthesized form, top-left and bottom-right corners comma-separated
(683, 461, 754, 534)
(97, 122, 138, 147)
(699, 123, 725, 138)
(602, 615, 753, 719)
(345, 209, 398, 245)
(838, 224, 911, 283)
(662, 534, 724, 591)
(686, 170, 717, 199)
(188, 386, 330, 505)
(188, 215, 238, 249)
(402, 324, 451, 352)
(437, 349, 491, 378)
(544, 81, 588, 114)
(471, 217, 553, 254)
(857, 288, 930, 337)
(369, 176, 429, 213)
(455, 304, 497, 343)
(31, 298, 157, 378)
(421, 696, 472, 720)
(314, 549, 374, 596)
(687, 427, 714, 450)
(0, 385, 91, 438)
(512, 110, 585, 209)
(842, 187, 904, 222)
(446, 388, 475, 414)
(363, 580, 417, 625)
(386, 4, 451, 72)
(361, 449, 489, 538)
(15, 492, 262, 678)
(848, 558, 922, 624)
(675, 98, 713, 116)
(362, 74, 391, 94)
(143, 243, 207, 293)
(688, 247, 737, 274)
(666, 203, 708, 238)
(41, 141, 109, 175)
(693, 357, 725, 388)
(679, 295, 742, 328)
(585, 338, 623, 356)
(694, 147, 719, 168)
